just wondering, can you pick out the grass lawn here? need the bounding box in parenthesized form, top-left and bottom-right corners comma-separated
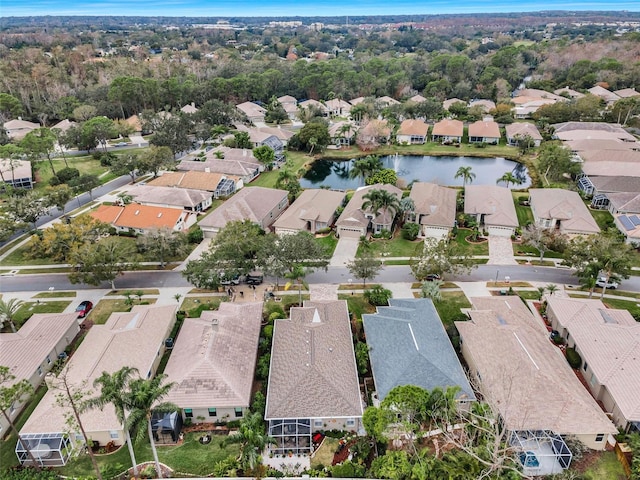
(250, 151, 313, 188)
(106, 289, 160, 296)
(454, 229, 489, 256)
(433, 291, 471, 327)
(600, 297, 640, 319)
(587, 203, 616, 231)
(88, 299, 157, 325)
(0, 385, 49, 470)
(0, 238, 58, 266)
(59, 432, 240, 478)
(582, 451, 626, 480)
(512, 243, 565, 259)
(517, 290, 542, 300)
(180, 296, 223, 314)
(358, 236, 422, 258)
(33, 291, 77, 298)
(311, 437, 339, 468)
(339, 294, 377, 319)
(314, 233, 339, 256)
(12, 301, 71, 328)
(512, 192, 534, 226)
(32, 156, 110, 191)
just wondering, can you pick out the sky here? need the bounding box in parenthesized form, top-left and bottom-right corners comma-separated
(1, 0, 639, 17)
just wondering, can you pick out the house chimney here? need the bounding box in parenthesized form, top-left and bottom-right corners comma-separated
(211, 318, 219, 331)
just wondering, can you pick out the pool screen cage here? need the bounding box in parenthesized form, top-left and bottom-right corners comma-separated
(16, 432, 74, 467)
(509, 430, 572, 475)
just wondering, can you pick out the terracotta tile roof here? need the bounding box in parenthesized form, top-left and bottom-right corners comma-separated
(265, 300, 363, 420)
(455, 297, 616, 436)
(432, 119, 463, 137)
(588, 85, 620, 103)
(546, 297, 640, 426)
(443, 98, 465, 110)
(580, 150, 640, 177)
(22, 305, 177, 436)
(164, 302, 263, 409)
(409, 182, 457, 227)
(468, 120, 500, 139)
(336, 184, 403, 229)
(464, 185, 518, 228)
(236, 101, 266, 118)
(50, 119, 77, 132)
(613, 88, 640, 98)
(468, 99, 496, 112)
(124, 115, 142, 131)
(505, 122, 542, 141)
(148, 171, 235, 191)
(407, 94, 427, 103)
(130, 185, 211, 208)
(0, 313, 79, 387)
(529, 189, 600, 234)
(90, 204, 186, 230)
(397, 119, 429, 137)
(90, 204, 124, 224)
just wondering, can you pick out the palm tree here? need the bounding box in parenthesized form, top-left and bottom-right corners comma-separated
(349, 155, 382, 181)
(362, 188, 400, 222)
(454, 166, 476, 188)
(496, 171, 523, 189)
(226, 412, 273, 474)
(89, 367, 140, 477)
(126, 374, 177, 479)
(0, 298, 23, 333)
(545, 284, 559, 296)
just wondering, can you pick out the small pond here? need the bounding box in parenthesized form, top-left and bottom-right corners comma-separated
(300, 154, 530, 190)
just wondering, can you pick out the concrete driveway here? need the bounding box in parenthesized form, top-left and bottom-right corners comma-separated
(330, 237, 359, 267)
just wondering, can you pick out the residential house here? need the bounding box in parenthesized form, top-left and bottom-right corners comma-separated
(325, 98, 352, 117)
(349, 96, 366, 106)
(0, 159, 33, 189)
(19, 305, 176, 466)
(180, 103, 198, 114)
(328, 121, 358, 146)
(431, 119, 463, 143)
(123, 114, 142, 133)
(265, 300, 363, 455)
(553, 122, 636, 143)
(513, 99, 557, 119)
(0, 313, 79, 436)
(396, 119, 429, 145)
(615, 213, 640, 246)
(50, 119, 77, 133)
(273, 189, 345, 235)
(298, 99, 329, 116)
(148, 171, 239, 198)
(3, 119, 39, 140)
(588, 85, 620, 105)
(407, 94, 427, 103)
(468, 99, 496, 113)
(464, 185, 518, 236)
(242, 129, 284, 160)
(129, 185, 213, 213)
(408, 182, 457, 240)
(254, 126, 295, 146)
(358, 119, 391, 147)
(336, 184, 403, 238)
(443, 98, 465, 111)
(455, 296, 616, 455)
(468, 119, 501, 144)
(377, 96, 400, 107)
(236, 101, 267, 123)
(90, 203, 196, 234)
(545, 297, 640, 433)
(554, 87, 585, 99)
(528, 189, 600, 236)
(164, 302, 263, 423)
(179, 149, 262, 185)
(277, 95, 298, 119)
(198, 186, 288, 237)
(505, 123, 543, 147)
(579, 150, 640, 178)
(363, 298, 475, 406)
(613, 87, 640, 99)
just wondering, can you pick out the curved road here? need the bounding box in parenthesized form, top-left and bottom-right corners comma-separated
(2, 264, 639, 294)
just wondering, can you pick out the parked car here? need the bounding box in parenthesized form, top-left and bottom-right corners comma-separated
(595, 276, 619, 289)
(220, 274, 240, 286)
(246, 273, 264, 285)
(75, 300, 93, 318)
(113, 142, 129, 147)
(424, 274, 441, 281)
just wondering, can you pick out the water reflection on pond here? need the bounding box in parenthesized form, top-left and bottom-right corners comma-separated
(300, 155, 530, 190)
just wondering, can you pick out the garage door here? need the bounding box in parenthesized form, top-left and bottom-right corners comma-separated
(338, 227, 364, 238)
(488, 226, 514, 237)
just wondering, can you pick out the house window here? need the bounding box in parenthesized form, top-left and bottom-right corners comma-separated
(346, 418, 356, 427)
(314, 419, 323, 428)
(46, 356, 51, 365)
(590, 373, 597, 387)
(583, 362, 588, 372)
(234, 407, 243, 418)
(75, 433, 84, 441)
(37, 366, 43, 376)
(109, 431, 119, 439)
(184, 409, 193, 418)
(208, 408, 217, 417)
(595, 434, 605, 442)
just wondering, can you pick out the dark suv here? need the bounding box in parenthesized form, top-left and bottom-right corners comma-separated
(246, 274, 264, 285)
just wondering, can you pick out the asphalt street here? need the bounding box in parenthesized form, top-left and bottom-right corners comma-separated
(2, 264, 640, 294)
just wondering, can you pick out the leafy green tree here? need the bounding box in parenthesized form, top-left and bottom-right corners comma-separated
(137, 227, 189, 268)
(234, 131, 252, 149)
(111, 152, 141, 182)
(88, 367, 140, 477)
(366, 168, 397, 186)
(69, 174, 101, 199)
(68, 237, 136, 290)
(0, 93, 24, 120)
(296, 121, 330, 152)
(149, 113, 193, 155)
(225, 412, 273, 474)
(44, 184, 73, 215)
(252, 145, 275, 166)
(362, 406, 390, 443)
(401, 222, 420, 240)
(355, 341, 370, 376)
(138, 146, 175, 177)
(0, 144, 25, 185)
(126, 374, 178, 479)
(455, 166, 476, 188)
(0, 366, 40, 470)
(364, 285, 392, 306)
(21, 128, 58, 177)
(370, 450, 413, 480)
(264, 97, 288, 124)
(0, 214, 27, 243)
(0, 298, 23, 333)
(411, 237, 476, 280)
(496, 171, 523, 189)
(5, 190, 48, 229)
(347, 250, 383, 287)
(536, 142, 581, 185)
(82, 116, 117, 152)
(275, 168, 301, 201)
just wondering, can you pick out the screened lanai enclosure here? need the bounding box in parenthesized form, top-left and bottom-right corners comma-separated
(509, 430, 572, 477)
(268, 419, 312, 455)
(16, 432, 73, 467)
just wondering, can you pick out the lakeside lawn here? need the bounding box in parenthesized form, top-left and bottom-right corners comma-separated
(250, 151, 312, 188)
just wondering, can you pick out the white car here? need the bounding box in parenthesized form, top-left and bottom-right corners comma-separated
(595, 277, 619, 289)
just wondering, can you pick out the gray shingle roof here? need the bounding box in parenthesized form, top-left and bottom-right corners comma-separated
(363, 298, 475, 402)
